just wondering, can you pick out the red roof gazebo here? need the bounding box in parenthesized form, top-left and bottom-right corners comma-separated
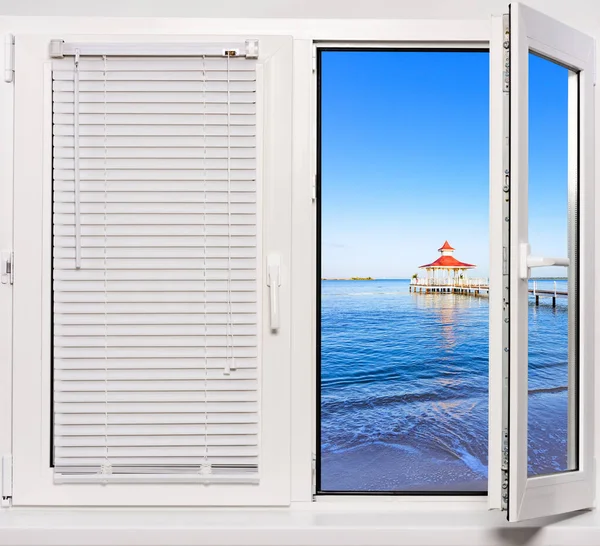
(418, 241, 475, 282)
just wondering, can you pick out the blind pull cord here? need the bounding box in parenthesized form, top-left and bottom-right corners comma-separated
(102, 54, 111, 473)
(224, 53, 235, 376)
(73, 48, 82, 269)
(201, 54, 211, 472)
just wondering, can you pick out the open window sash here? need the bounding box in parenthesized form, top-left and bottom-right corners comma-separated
(506, 2, 595, 522)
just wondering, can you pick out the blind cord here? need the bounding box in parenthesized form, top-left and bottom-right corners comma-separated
(73, 49, 82, 269)
(201, 55, 210, 473)
(224, 54, 234, 376)
(102, 54, 110, 473)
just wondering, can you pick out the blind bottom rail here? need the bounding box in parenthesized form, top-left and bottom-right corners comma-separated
(54, 465, 259, 484)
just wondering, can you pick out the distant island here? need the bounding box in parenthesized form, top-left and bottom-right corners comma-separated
(322, 277, 375, 281)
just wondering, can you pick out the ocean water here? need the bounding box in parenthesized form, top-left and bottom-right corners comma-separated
(320, 278, 570, 492)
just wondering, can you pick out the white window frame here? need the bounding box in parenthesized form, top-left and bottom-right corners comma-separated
(10, 32, 293, 507)
(310, 38, 494, 503)
(507, 2, 595, 521)
(291, 23, 496, 508)
(0, 14, 512, 513)
(0, 11, 596, 533)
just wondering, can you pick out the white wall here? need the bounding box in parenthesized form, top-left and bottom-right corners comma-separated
(0, 0, 597, 33)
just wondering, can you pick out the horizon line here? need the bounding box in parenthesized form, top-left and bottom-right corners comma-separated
(321, 276, 568, 280)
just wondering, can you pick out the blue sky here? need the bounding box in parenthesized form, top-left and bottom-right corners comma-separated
(321, 51, 569, 279)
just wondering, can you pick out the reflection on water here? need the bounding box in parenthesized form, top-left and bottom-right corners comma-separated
(320, 279, 569, 492)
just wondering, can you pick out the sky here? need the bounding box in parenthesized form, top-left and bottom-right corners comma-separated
(320, 50, 570, 279)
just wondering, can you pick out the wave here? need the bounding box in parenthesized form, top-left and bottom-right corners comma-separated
(321, 360, 488, 389)
(322, 388, 487, 414)
(528, 385, 568, 395)
(528, 360, 567, 370)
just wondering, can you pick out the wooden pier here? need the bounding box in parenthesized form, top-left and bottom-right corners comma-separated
(529, 280, 568, 308)
(409, 278, 489, 296)
(409, 279, 568, 307)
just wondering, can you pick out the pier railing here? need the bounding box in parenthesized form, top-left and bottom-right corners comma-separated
(410, 277, 489, 289)
(531, 280, 568, 307)
(409, 277, 568, 306)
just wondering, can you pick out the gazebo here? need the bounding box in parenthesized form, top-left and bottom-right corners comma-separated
(418, 241, 475, 285)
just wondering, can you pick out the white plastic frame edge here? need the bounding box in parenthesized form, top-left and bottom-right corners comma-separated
(508, 2, 596, 522)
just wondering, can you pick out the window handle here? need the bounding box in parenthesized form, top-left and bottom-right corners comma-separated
(519, 243, 570, 280)
(266, 255, 281, 331)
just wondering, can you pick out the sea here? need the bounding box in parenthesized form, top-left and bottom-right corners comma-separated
(320, 278, 570, 493)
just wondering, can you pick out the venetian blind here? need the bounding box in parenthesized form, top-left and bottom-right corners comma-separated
(51, 45, 259, 483)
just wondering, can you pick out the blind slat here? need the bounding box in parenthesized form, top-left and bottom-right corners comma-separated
(54, 147, 256, 158)
(52, 58, 255, 70)
(54, 169, 256, 181)
(53, 80, 256, 92)
(54, 236, 257, 248)
(55, 423, 258, 435)
(53, 114, 256, 127)
(53, 69, 256, 81)
(54, 358, 257, 370)
(54, 135, 256, 147)
(55, 368, 257, 380)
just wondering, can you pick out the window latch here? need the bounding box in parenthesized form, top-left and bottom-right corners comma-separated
(266, 255, 281, 332)
(1, 250, 13, 285)
(4, 34, 14, 83)
(1, 455, 12, 508)
(519, 243, 569, 280)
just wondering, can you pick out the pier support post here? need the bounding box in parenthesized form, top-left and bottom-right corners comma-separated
(552, 297, 556, 308)
(535, 295, 539, 306)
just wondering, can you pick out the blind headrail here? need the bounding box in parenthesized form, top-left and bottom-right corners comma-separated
(49, 40, 259, 60)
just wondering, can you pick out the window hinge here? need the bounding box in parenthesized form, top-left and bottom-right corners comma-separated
(503, 14, 510, 93)
(311, 452, 317, 496)
(1, 455, 12, 508)
(245, 39, 259, 59)
(501, 428, 508, 511)
(4, 34, 14, 83)
(593, 38, 597, 86)
(1, 250, 13, 285)
(312, 49, 317, 73)
(311, 176, 317, 202)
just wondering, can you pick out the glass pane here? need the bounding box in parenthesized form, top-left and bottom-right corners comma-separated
(527, 52, 578, 477)
(318, 50, 490, 493)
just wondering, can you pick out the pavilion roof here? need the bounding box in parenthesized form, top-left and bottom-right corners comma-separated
(438, 240, 455, 252)
(419, 255, 476, 269)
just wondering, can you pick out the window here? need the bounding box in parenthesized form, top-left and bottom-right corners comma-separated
(526, 52, 576, 478)
(315, 3, 596, 520)
(317, 48, 491, 495)
(0, 1, 596, 526)
(506, 3, 595, 521)
(11, 34, 293, 506)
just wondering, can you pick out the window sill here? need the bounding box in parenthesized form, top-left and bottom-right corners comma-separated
(0, 504, 597, 545)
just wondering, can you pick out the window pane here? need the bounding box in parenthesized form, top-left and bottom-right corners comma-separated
(318, 50, 489, 493)
(527, 52, 578, 477)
